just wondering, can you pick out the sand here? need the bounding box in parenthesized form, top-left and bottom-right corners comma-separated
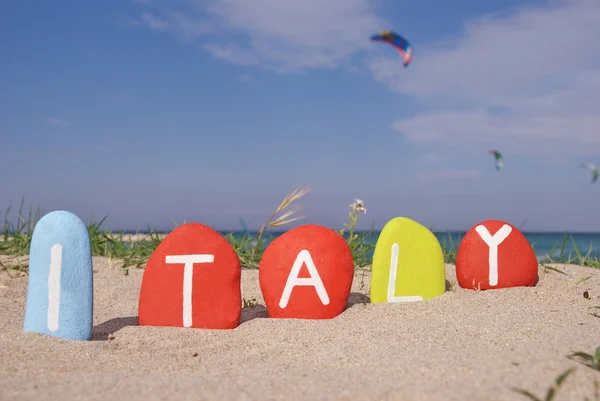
(1, 256, 599, 401)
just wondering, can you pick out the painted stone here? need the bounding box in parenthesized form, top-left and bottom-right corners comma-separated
(370, 217, 446, 303)
(456, 220, 538, 290)
(138, 222, 241, 329)
(259, 224, 354, 319)
(23, 210, 93, 341)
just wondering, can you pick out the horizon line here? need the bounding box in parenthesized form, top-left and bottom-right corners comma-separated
(99, 228, 600, 234)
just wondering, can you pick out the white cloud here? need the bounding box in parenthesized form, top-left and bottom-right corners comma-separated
(44, 117, 70, 127)
(369, 0, 600, 156)
(140, 11, 214, 38)
(417, 169, 484, 182)
(134, 0, 386, 71)
(141, 11, 170, 30)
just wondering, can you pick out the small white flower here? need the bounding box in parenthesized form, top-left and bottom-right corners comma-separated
(350, 198, 367, 214)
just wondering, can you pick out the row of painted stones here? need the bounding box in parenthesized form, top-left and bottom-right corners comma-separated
(22, 211, 538, 341)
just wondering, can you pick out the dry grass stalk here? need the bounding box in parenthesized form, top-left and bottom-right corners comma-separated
(255, 186, 311, 240)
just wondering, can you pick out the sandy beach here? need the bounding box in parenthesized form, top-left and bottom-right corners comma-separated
(1, 255, 599, 401)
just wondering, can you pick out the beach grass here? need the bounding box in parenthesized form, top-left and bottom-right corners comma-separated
(512, 345, 600, 401)
(539, 232, 600, 269)
(1, 195, 600, 273)
(512, 366, 576, 401)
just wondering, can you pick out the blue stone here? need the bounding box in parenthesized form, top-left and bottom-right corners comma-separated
(23, 210, 93, 341)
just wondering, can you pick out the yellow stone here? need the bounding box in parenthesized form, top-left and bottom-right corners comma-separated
(370, 217, 446, 303)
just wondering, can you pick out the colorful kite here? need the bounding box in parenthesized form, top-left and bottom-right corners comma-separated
(580, 163, 599, 183)
(488, 150, 504, 171)
(370, 30, 413, 67)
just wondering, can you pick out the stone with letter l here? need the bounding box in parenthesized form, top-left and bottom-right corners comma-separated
(370, 217, 446, 303)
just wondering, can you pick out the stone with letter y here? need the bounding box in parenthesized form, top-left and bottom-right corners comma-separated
(456, 220, 538, 290)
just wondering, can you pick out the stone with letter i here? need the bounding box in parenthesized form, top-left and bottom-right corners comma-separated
(23, 210, 94, 341)
(456, 219, 538, 290)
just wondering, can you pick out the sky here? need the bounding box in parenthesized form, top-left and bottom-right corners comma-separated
(1, 0, 600, 232)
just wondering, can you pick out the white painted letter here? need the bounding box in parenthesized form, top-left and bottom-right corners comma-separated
(387, 243, 423, 303)
(474, 224, 512, 286)
(279, 250, 329, 308)
(47, 243, 63, 332)
(165, 254, 214, 328)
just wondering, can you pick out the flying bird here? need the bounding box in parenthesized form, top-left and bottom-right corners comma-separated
(580, 163, 598, 183)
(488, 150, 504, 171)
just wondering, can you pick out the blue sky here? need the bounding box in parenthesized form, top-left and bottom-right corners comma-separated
(2, 0, 600, 232)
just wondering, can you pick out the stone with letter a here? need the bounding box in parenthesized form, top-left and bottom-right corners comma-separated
(456, 219, 538, 290)
(138, 222, 241, 329)
(259, 224, 354, 319)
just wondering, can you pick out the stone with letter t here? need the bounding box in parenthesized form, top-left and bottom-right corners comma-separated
(138, 222, 242, 329)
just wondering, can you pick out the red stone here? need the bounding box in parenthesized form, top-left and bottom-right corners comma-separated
(258, 224, 354, 319)
(456, 220, 538, 290)
(138, 223, 241, 329)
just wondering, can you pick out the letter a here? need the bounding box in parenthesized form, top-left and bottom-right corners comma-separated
(475, 224, 512, 286)
(279, 250, 329, 308)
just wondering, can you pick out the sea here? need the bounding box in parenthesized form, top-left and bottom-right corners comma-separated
(192, 230, 600, 263)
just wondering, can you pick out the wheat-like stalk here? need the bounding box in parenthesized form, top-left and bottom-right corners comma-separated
(255, 186, 311, 240)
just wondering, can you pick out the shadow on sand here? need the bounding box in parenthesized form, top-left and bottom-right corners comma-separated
(240, 291, 372, 324)
(91, 316, 138, 341)
(346, 292, 370, 308)
(240, 305, 269, 324)
(91, 290, 379, 336)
